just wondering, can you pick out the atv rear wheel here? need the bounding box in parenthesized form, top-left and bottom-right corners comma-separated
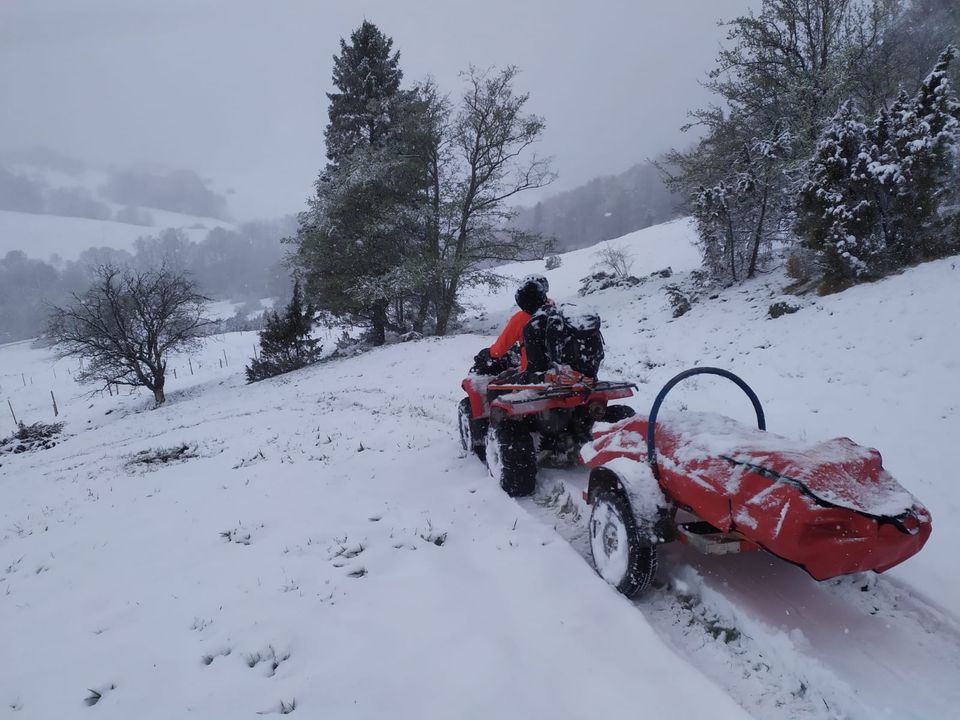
(589, 488, 657, 597)
(485, 421, 536, 497)
(458, 398, 487, 462)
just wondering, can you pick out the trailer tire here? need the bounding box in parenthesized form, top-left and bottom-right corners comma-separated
(589, 488, 658, 597)
(486, 421, 536, 497)
(603, 404, 636, 423)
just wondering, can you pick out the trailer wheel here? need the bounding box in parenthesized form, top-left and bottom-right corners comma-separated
(458, 398, 487, 462)
(589, 488, 658, 597)
(603, 404, 636, 423)
(486, 421, 536, 497)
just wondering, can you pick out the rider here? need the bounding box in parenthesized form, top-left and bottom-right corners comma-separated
(488, 274, 550, 372)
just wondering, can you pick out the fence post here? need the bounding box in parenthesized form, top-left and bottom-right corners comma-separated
(222, 349, 229, 367)
(189, 358, 194, 375)
(51, 391, 59, 418)
(7, 399, 17, 427)
(21, 373, 26, 387)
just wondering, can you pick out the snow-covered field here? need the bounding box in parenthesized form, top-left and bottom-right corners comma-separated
(2, 219, 959, 719)
(0, 209, 232, 261)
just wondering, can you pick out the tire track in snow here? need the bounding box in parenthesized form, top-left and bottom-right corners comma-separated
(508, 469, 960, 720)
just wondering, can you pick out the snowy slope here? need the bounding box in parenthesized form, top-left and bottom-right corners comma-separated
(3, 219, 960, 719)
(0, 209, 234, 261)
(0, 333, 749, 719)
(460, 217, 702, 317)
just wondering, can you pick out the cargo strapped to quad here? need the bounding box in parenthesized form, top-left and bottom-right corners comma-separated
(490, 380, 636, 401)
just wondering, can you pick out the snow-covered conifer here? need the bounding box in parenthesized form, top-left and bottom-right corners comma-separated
(245, 280, 321, 382)
(797, 102, 880, 287)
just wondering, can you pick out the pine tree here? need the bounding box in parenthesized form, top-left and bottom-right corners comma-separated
(887, 46, 960, 262)
(245, 280, 322, 382)
(325, 21, 404, 162)
(797, 101, 880, 288)
(293, 21, 424, 345)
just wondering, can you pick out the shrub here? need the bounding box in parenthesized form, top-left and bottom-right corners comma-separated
(768, 301, 800, 318)
(594, 244, 635, 278)
(246, 281, 322, 382)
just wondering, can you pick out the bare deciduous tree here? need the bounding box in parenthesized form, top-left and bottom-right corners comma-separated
(47, 265, 209, 405)
(595, 244, 635, 278)
(431, 66, 556, 335)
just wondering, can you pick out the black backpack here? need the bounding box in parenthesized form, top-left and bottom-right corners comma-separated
(543, 306, 605, 378)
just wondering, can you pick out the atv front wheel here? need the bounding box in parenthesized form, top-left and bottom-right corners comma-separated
(458, 398, 487, 462)
(589, 488, 657, 597)
(458, 398, 472, 452)
(485, 421, 536, 497)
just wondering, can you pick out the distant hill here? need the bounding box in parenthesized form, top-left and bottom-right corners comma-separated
(512, 162, 680, 252)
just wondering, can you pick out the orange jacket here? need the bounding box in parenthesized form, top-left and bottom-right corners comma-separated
(490, 310, 530, 370)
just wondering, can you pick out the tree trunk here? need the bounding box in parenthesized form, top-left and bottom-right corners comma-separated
(726, 212, 738, 283)
(412, 293, 430, 334)
(435, 304, 451, 337)
(371, 302, 387, 346)
(747, 185, 769, 279)
(153, 381, 166, 405)
(434, 277, 460, 337)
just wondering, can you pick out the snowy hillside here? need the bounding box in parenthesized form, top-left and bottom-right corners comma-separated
(0, 164, 234, 260)
(0, 209, 233, 261)
(3, 219, 960, 719)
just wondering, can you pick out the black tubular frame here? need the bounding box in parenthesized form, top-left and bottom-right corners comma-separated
(646, 367, 766, 475)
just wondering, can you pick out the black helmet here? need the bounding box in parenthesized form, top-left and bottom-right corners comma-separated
(515, 279, 547, 314)
(522, 273, 549, 294)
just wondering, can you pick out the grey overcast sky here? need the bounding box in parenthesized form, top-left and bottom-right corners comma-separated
(0, 0, 753, 219)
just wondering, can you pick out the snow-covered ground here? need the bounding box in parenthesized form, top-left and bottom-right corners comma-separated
(2, 219, 959, 718)
(0, 208, 233, 261)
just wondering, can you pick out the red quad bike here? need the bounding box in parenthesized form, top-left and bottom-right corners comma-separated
(582, 367, 933, 597)
(459, 370, 636, 497)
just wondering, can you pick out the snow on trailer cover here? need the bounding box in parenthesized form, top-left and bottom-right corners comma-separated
(582, 368, 932, 581)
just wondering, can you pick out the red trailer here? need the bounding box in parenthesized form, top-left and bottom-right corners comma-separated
(581, 368, 932, 596)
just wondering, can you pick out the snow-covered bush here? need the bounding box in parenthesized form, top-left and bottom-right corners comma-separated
(545, 254, 562, 270)
(664, 285, 692, 318)
(0, 421, 64, 459)
(797, 47, 960, 290)
(768, 301, 800, 318)
(594, 244, 635, 278)
(127, 443, 198, 467)
(578, 271, 641, 297)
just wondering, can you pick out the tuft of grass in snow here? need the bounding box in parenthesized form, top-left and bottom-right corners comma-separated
(220, 524, 255, 545)
(256, 698, 296, 715)
(233, 450, 266, 469)
(190, 617, 212, 632)
(201, 648, 231, 666)
(127, 443, 198, 468)
(419, 530, 447, 546)
(676, 592, 743, 644)
(246, 646, 291, 677)
(83, 684, 115, 707)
